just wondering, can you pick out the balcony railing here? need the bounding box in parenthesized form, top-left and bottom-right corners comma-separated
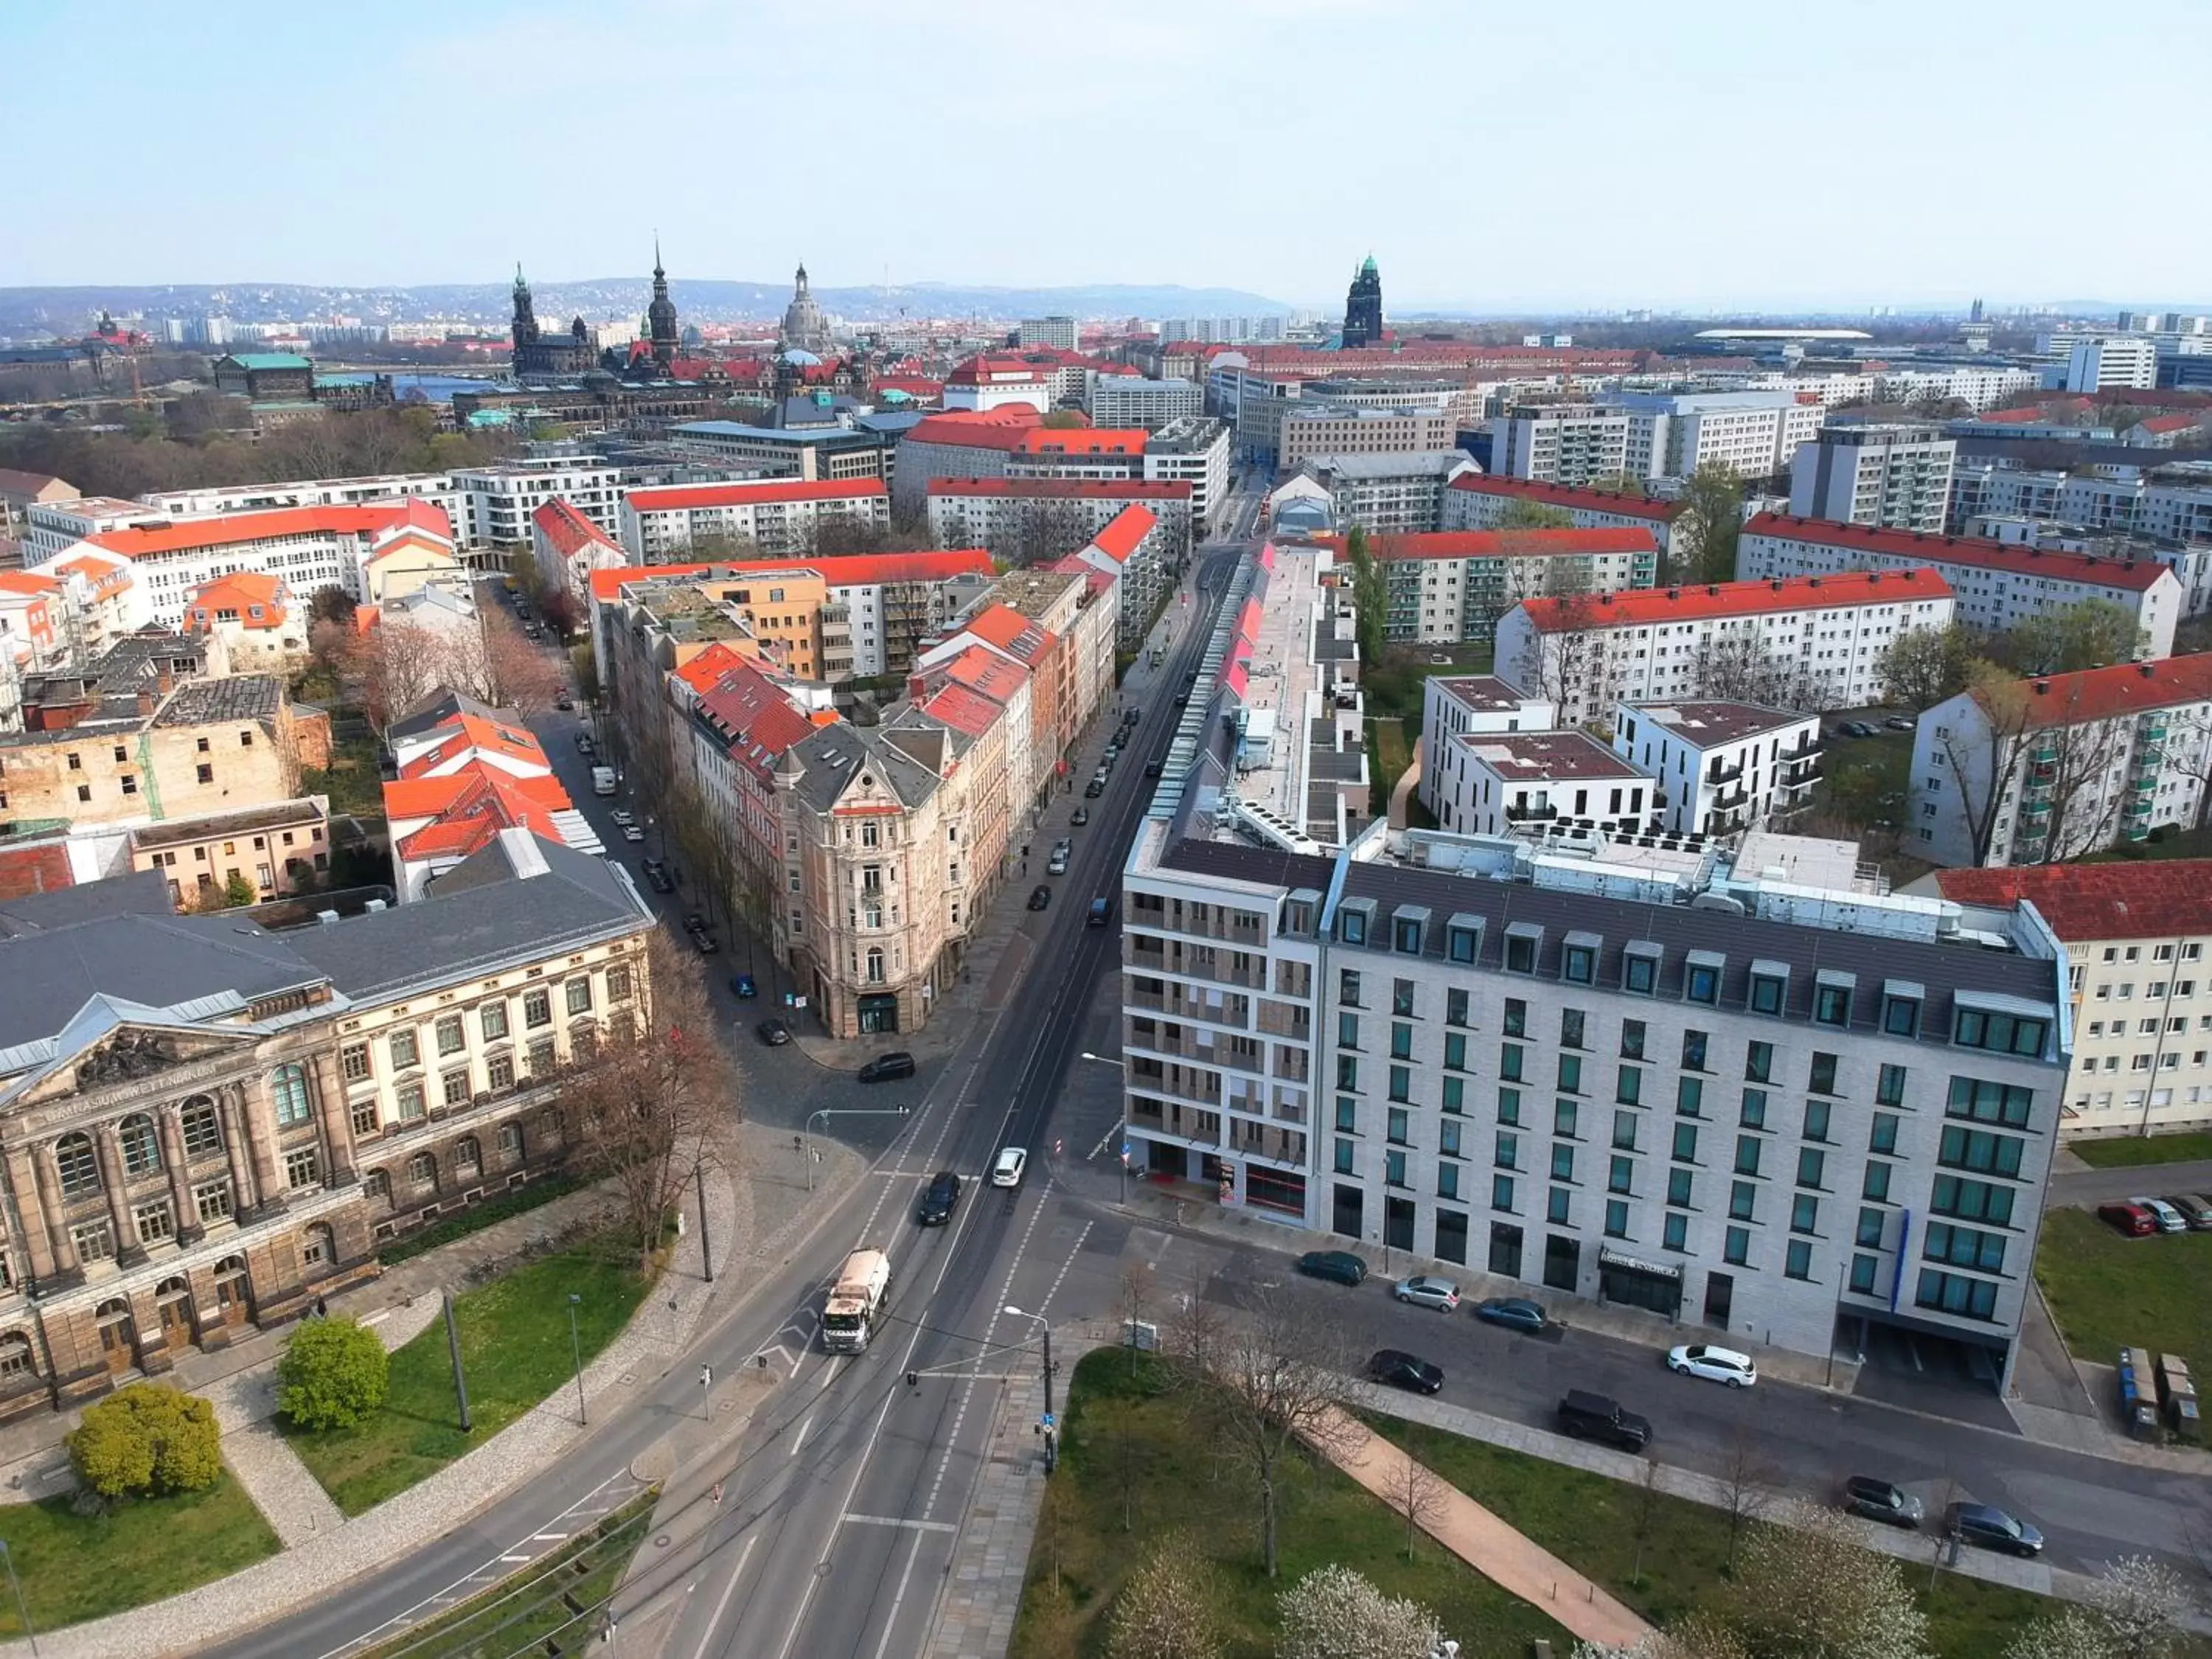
(1706, 760, 1745, 786)
(1503, 803, 1557, 823)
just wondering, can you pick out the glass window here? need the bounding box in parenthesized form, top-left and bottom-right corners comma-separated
(523, 988, 552, 1028)
(1857, 1206, 1886, 1247)
(1442, 1075, 1465, 1113)
(1734, 1134, 1762, 1176)
(1750, 973, 1785, 1015)
(1440, 1119, 1461, 1157)
(1500, 1043, 1523, 1082)
(1335, 1138, 1356, 1173)
(1448, 927, 1478, 964)
(1804, 1099, 1831, 1141)
(1611, 1110, 1638, 1150)
(1391, 1023, 1413, 1060)
(1725, 1226, 1751, 1266)
(1388, 1065, 1412, 1103)
(1677, 1077, 1704, 1118)
(1946, 1077, 2034, 1128)
(1503, 998, 1526, 1037)
(271, 1063, 313, 1127)
(1870, 1112, 1899, 1154)
(1387, 1108, 1410, 1145)
(1680, 1030, 1708, 1071)
(481, 1001, 509, 1041)
(1863, 1161, 1893, 1203)
(1785, 1239, 1814, 1281)
(1729, 1180, 1756, 1222)
(1557, 1054, 1583, 1093)
(1849, 1253, 1880, 1295)
(1563, 944, 1596, 984)
(1552, 1142, 1577, 1182)
(1740, 1088, 1768, 1130)
(1446, 987, 1470, 1025)
(1444, 1033, 1467, 1071)
(1876, 1065, 1907, 1108)
(1336, 1097, 1358, 1133)
(1393, 915, 1422, 953)
(1814, 983, 1852, 1027)
(1624, 953, 1658, 994)
(1798, 1148, 1827, 1189)
(1385, 1150, 1407, 1187)
(1608, 1155, 1634, 1194)
(1438, 1164, 1461, 1201)
(1554, 1099, 1579, 1138)
(1953, 1006, 2048, 1057)
(1341, 910, 1366, 946)
(1924, 1222, 2008, 1274)
(1667, 1167, 1693, 1208)
(1560, 1008, 1586, 1048)
(1506, 933, 1537, 974)
(1604, 1200, 1630, 1238)
(1492, 1174, 1516, 1211)
(1916, 1269, 1999, 1321)
(1884, 995, 1920, 1037)
(1338, 1054, 1360, 1091)
(1338, 1012, 1360, 1048)
(1745, 1041, 1773, 1083)
(1809, 1052, 1838, 1095)
(341, 1043, 371, 1082)
(387, 1029, 420, 1070)
(1663, 1211, 1688, 1251)
(1547, 1186, 1571, 1224)
(1495, 1130, 1519, 1169)
(1620, 1019, 1646, 1060)
(1392, 978, 1416, 1017)
(1672, 1123, 1699, 1163)
(1498, 1088, 1522, 1126)
(1340, 969, 1363, 1006)
(1617, 1065, 1644, 1105)
(1931, 1175, 2014, 1226)
(1686, 962, 1719, 1004)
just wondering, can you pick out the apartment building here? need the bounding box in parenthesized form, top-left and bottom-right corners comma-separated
(179, 573, 307, 672)
(1086, 374, 1202, 430)
(1737, 514, 2182, 661)
(1495, 569, 1956, 727)
(1910, 654, 2212, 868)
(1017, 316, 1079, 351)
(1612, 701, 1821, 838)
(1490, 405, 1632, 486)
(1279, 405, 1458, 469)
(1416, 677, 1557, 820)
(889, 408, 1041, 520)
(140, 471, 462, 529)
(447, 459, 623, 554)
(1354, 528, 1659, 645)
(617, 478, 890, 563)
(2064, 336, 2160, 393)
(1936, 862, 2212, 1141)
(1604, 390, 1825, 482)
(925, 478, 1192, 576)
(662, 420, 896, 483)
(0, 832, 653, 1416)
(1442, 475, 1688, 565)
(1135, 417, 1233, 532)
(1948, 462, 2212, 553)
(1787, 425, 1957, 532)
(1053, 504, 1153, 650)
(1119, 801, 2068, 1382)
(529, 498, 630, 601)
(1291, 452, 1477, 537)
(126, 796, 333, 906)
(1428, 729, 1655, 839)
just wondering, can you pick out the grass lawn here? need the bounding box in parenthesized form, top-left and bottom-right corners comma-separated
(1812, 728, 1913, 832)
(285, 1231, 654, 1515)
(302, 729, 386, 824)
(1367, 717, 1412, 810)
(2036, 1204, 2211, 1371)
(361, 1487, 655, 1657)
(0, 1472, 278, 1636)
(1363, 645, 1492, 726)
(1364, 1415, 2107, 1659)
(1012, 1352, 1571, 1659)
(2070, 1130, 2212, 1169)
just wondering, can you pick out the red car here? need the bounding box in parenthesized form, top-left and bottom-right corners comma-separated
(2097, 1201, 2157, 1238)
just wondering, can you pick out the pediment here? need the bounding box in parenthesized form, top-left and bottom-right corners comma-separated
(18, 1014, 257, 1110)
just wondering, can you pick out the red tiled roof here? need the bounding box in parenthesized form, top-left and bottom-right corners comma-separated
(1514, 568, 1953, 632)
(532, 496, 622, 555)
(1338, 528, 1656, 562)
(921, 682, 1004, 738)
(961, 604, 1056, 664)
(926, 477, 1190, 501)
(1015, 428, 1147, 456)
(388, 764, 573, 862)
(587, 547, 991, 604)
(1446, 475, 1686, 522)
(184, 571, 290, 630)
(81, 500, 452, 559)
(2138, 413, 2202, 434)
(694, 659, 815, 781)
(1994, 653, 2212, 730)
(904, 409, 1042, 451)
(626, 479, 887, 514)
(1975, 406, 2050, 425)
(675, 641, 755, 694)
(1087, 505, 1158, 563)
(0, 571, 61, 597)
(1935, 861, 2212, 942)
(1744, 513, 2175, 593)
(945, 644, 1029, 704)
(396, 712, 548, 778)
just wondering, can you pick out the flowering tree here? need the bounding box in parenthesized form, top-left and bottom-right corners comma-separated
(1103, 1538, 1223, 1659)
(1733, 1498, 1933, 1659)
(1275, 1564, 1441, 1659)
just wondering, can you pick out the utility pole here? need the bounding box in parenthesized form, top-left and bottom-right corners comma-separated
(443, 1291, 471, 1433)
(567, 1293, 586, 1425)
(694, 1161, 714, 1284)
(1004, 1306, 1057, 1473)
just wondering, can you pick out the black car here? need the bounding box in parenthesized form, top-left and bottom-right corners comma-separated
(692, 932, 719, 955)
(1841, 1476, 1924, 1529)
(1472, 1297, 1549, 1335)
(1368, 1349, 1444, 1394)
(1143, 761, 1164, 779)
(1071, 807, 1089, 827)
(640, 860, 675, 894)
(555, 695, 574, 711)
(1295, 1250, 1367, 1287)
(1946, 1502, 2044, 1557)
(1557, 1389, 1652, 1452)
(1173, 693, 1189, 709)
(1084, 779, 1105, 798)
(1028, 884, 1052, 911)
(916, 1169, 962, 1225)
(858, 1051, 916, 1084)
(755, 1019, 792, 1046)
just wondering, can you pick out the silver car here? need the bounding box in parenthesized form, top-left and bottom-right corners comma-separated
(1392, 1275, 1461, 1312)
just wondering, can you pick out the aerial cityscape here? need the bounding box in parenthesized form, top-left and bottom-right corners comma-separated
(1, 4, 2211, 1658)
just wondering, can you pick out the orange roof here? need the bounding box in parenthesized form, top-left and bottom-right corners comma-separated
(945, 644, 1029, 705)
(1745, 513, 2175, 593)
(693, 660, 815, 782)
(926, 477, 1189, 501)
(82, 500, 451, 559)
(625, 479, 887, 514)
(397, 712, 548, 778)
(1015, 428, 1147, 456)
(185, 572, 291, 630)
(922, 682, 1005, 738)
(905, 409, 1042, 451)
(0, 571, 61, 598)
(588, 548, 992, 603)
(675, 641, 754, 695)
(390, 765, 571, 863)
(1936, 861, 2212, 942)
(1087, 504, 1157, 563)
(1515, 568, 1952, 632)
(1997, 653, 2212, 730)
(960, 604, 1057, 664)
(1446, 475, 1686, 522)
(532, 496, 623, 557)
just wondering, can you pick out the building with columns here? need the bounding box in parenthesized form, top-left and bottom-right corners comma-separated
(0, 832, 653, 1419)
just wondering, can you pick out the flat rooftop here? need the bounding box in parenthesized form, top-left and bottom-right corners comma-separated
(1631, 700, 1812, 748)
(1458, 729, 1638, 782)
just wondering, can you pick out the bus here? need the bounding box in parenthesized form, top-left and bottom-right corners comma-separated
(821, 1247, 892, 1354)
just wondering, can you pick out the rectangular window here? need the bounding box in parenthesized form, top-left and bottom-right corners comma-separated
(1734, 1134, 1762, 1176)
(1554, 1098, 1579, 1138)
(1560, 1007, 1586, 1048)
(1750, 973, 1785, 1015)
(1884, 995, 1921, 1037)
(1930, 1175, 2015, 1226)
(1725, 1225, 1751, 1266)
(1677, 1077, 1704, 1118)
(1804, 1099, 1831, 1142)
(1916, 1269, 1999, 1321)
(1564, 943, 1596, 984)
(1729, 1180, 1757, 1222)
(1938, 1126, 2025, 1178)
(1745, 1040, 1773, 1083)
(1946, 1077, 2034, 1128)
(608, 964, 633, 1003)
(195, 1180, 232, 1224)
(1492, 1173, 1516, 1211)
(1739, 1088, 1767, 1130)
(1440, 1119, 1462, 1158)
(481, 1001, 509, 1041)
(285, 1147, 321, 1190)
(1551, 1143, 1576, 1182)
(1392, 978, 1416, 1017)
(1338, 1012, 1360, 1048)
(1446, 987, 1470, 1025)
(1814, 984, 1852, 1027)
(1499, 1043, 1523, 1082)
(1924, 1222, 2008, 1274)
(1863, 1161, 1893, 1203)
(1387, 1107, 1410, 1145)
(1870, 1112, 1900, 1156)
(1672, 1123, 1698, 1163)
(1797, 1148, 1827, 1189)
(1557, 1054, 1583, 1093)
(1438, 1164, 1461, 1201)
(341, 1043, 371, 1082)
(1339, 969, 1362, 1006)
(1388, 1065, 1412, 1103)
(1849, 1253, 1880, 1295)
(1385, 1150, 1408, 1188)
(442, 1068, 471, 1108)
(1616, 1065, 1644, 1105)
(1625, 952, 1658, 994)
(1680, 1030, 1708, 1071)
(1667, 1166, 1693, 1208)
(524, 987, 552, 1028)
(1875, 1065, 1907, 1108)
(133, 1200, 173, 1245)
(1503, 998, 1526, 1037)
(1786, 1239, 1814, 1281)
(1547, 1186, 1571, 1224)
(1686, 961, 1719, 1004)
(396, 1081, 425, 1121)
(1506, 933, 1537, 974)
(1663, 1211, 1688, 1251)
(1792, 1193, 1820, 1234)
(1498, 1087, 1522, 1126)
(1857, 1206, 1886, 1247)
(1608, 1155, 1634, 1194)
(1442, 1075, 1465, 1113)
(1335, 1138, 1355, 1174)
(1620, 1019, 1646, 1060)
(1444, 1033, 1467, 1070)
(1611, 1110, 1639, 1150)
(1495, 1130, 1519, 1170)
(1449, 927, 1478, 965)
(73, 1219, 115, 1263)
(1952, 1006, 2048, 1057)
(389, 1028, 420, 1069)
(1338, 1054, 1360, 1091)
(435, 1015, 465, 1057)
(487, 1052, 515, 1091)
(1391, 1023, 1413, 1060)
(1809, 1052, 1838, 1095)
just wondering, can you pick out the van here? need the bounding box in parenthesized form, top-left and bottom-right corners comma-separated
(1088, 897, 1112, 927)
(1557, 1388, 1652, 1452)
(591, 766, 618, 797)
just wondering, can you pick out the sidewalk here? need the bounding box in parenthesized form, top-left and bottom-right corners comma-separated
(0, 1120, 867, 1659)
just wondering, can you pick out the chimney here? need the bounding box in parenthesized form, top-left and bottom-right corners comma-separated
(2140, 662, 2155, 678)
(2034, 678, 2050, 695)
(136, 686, 155, 717)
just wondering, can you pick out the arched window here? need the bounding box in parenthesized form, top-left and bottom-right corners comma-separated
(407, 1153, 438, 1189)
(454, 1136, 481, 1175)
(498, 1122, 526, 1163)
(0, 1332, 35, 1381)
(363, 1168, 392, 1204)
(118, 1114, 162, 1177)
(299, 1223, 334, 1268)
(55, 1133, 100, 1198)
(271, 1064, 313, 1128)
(180, 1097, 223, 1160)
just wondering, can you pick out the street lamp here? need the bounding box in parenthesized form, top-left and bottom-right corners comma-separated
(1004, 1305, 1056, 1473)
(1079, 1051, 1131, 1206)
(566, 1293, 586, 1425)
(802, 1105, 912, 1192)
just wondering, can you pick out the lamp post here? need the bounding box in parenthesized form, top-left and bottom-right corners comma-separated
(1004, 1305, 1056, 1473)
(694, 1161, 714, 1284)
(0, 1538, 35, 1655)
(566, 1293, 586, 1425)
(1079, 1051, 1130, 1206)
(802, 1105, 911, 1192)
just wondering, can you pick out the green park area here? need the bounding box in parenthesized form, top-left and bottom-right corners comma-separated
(2070, 1130, 2212, 1169)
(2036, 1205, 2211, 1379)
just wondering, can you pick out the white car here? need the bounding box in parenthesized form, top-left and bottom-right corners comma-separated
(611, 809, 633, 826)
(1667, 1343, 1757, 1388)
(2133, 1196, 2190, 1234)
(623, 824, 646, 842)
(1392, 1274, 1461, 1312)
(990, 1147, 1029, 1188)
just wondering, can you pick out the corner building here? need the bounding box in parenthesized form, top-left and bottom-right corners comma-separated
(1121, 821, 2069, 1384)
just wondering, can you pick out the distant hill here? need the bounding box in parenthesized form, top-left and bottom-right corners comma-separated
(0, 278, 1295, 337)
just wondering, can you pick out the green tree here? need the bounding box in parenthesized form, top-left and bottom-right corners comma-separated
(220, 872, 258, 909)
(1876, 624, 1977, 709)
(277, 1315, 391, 1432)
(1583, 471, 1649, 498)
(67, 1384, 223, 1499)
(1997, 598, 2149, 676)
(1676, 461, 1745, 585)
(1040, 408, 1088, 428)
(1343, 526, 1388, 667)
(1496, 500, 1577, 529)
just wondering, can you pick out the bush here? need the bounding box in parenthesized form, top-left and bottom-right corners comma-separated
(277, 1315, 390, 1431)
(67, 1384, 223, 1498)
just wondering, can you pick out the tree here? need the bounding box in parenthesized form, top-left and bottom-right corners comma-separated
(1103, 1537, 1224, 1659)
(325, 616, 445, 744)
(308, 585, 358, 627)
(1676, 461, 1746, 586)
(1687, 621, 1816, 709)
(1628, 1453, 1664, 1588)
(1877, 624, 1976, 709)
(276, 1315, 391, 1431)
(1275, 1564, 1441, 1659)
(1935, 662, 2132, 864)
(1717, 1422, 1776, 1572)
(1496, 500, 1577, 529)
(466, 610, 568, 721)
(1386, 1449, 1447, 1562)
(1731, 1498, 1933, 1659)
(564, 929, 734, 1270)
(538, 588, 581, 641)
(1572, 1616, 1753, 1659)
(1510, 588, 1605, 722)
(1040, 408, 1088, 429)
(220, 872, 258, 909)
(2083, 1554, 2196, 1657)
(1119, 1261, 1155, 1377)
(1344, 526, 1388, 669)
(1997, 599, 2150, 677)
(2004, 1607, 2121, 1659)
(66, 1384, 223, 1499)
(1584, 471, 1649, 498)
(507, 547, 546, 602)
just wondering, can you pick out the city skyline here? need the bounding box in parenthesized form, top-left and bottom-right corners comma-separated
(7, 0, 2211, 308)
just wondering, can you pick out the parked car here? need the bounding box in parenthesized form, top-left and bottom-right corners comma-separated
(1392, 1274, 1461, 1312)
(1071, 807, 1089, 827)
(1295, 1250, 1367, 1287)
(2098, 1201, 2158, 1238)
(640, 860, 674, 894)
(1945, 1501, 2044, 1557)
(1173, 693, 1189, 709)
(1667, 1343, 1758, 1388)
(2135, 1196, 2191, 1234)
(2173, 1193, 2212, 1231)
(1028, 885, 1052, 911)
(1144, 761, 1164, 779)
(576, 733, 595, 754)
(1557, 1389, 1652, 1452)
(691, 933, 719, 955)
(1368, 1349, 1444, 1394)
(1472, 1297, 1549, 1335)
(1047, 852, 1070, 876)
(1087, 896, 1113, 927)
(990, 1146, 1029, 1188)
(1084, 779, 1105, 798)
(916, 1169, 962, 1226)
(1884, 715, 1916, 731)
(623, 824, 645, 842)
(611, 809, 633, 826)
(728, 973, 757, 998)
(858, 1051, 916, 1084)
(1841, 1475, 1924, 1529)
(684, 913, 709, 934)
(755, 1019, 792, 1046)
(554, 695, 574, 711)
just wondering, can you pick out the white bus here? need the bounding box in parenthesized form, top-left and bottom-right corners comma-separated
(821, 1247, 892, 1354)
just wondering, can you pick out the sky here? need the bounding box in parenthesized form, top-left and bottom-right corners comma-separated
(6, 0, 2209, 312)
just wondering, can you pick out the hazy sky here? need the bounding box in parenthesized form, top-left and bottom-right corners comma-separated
(7, 0, 2208, 310)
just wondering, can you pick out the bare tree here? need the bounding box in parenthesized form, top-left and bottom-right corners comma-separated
(1512, 589, 1605, 722)
(563, 930, 735, 1271)
(467, 610, 568, 721)
(1734, 1498, 1933, 1659)
(1718, 1422, 1777, 1572)
(1385, 1450, 1447, 1563)
(1629, 1453, 1664, 1588)
(1102, 1536, 1224, 1659)
(1688, 622, 1816, 709)
(1276, 1564, 1441, 1659)
(326, 617, 445, 745)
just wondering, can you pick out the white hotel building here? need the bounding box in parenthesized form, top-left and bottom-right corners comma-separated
(618, 479, 891, 562)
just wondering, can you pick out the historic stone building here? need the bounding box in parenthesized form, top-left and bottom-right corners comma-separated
(1341, 254, 1383, 348)
(509, 265, 598, 381)
(0, 830, 653, 1419)
(779, 263, 832, 357)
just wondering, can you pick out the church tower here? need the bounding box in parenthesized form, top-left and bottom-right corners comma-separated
(511, 264, 541, 349)
(1341, 254, 1382, 349)
(645, 239, 680, 374)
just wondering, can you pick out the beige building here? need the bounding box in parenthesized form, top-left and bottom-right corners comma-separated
(128, 796, 333, 907)
(1278, 405, 1458, 469)
(1937, 862, 2212, 1139)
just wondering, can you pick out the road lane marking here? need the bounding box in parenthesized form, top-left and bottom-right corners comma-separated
(841, 1514, 958, 1533)
(530, 1531, 566, 1541)
(870, 1532, 928, 1659)
(498, 1554, 530, 1562)
(771, 1385, 902, 1659)
(791, 1409, 816, 1455)
(691, 1531, 759, 1659)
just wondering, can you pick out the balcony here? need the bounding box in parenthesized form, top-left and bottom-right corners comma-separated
(1712, 785, 1749, 811)
(1503, 803, 1557, 824)
(1706, 759, 1745, 786)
